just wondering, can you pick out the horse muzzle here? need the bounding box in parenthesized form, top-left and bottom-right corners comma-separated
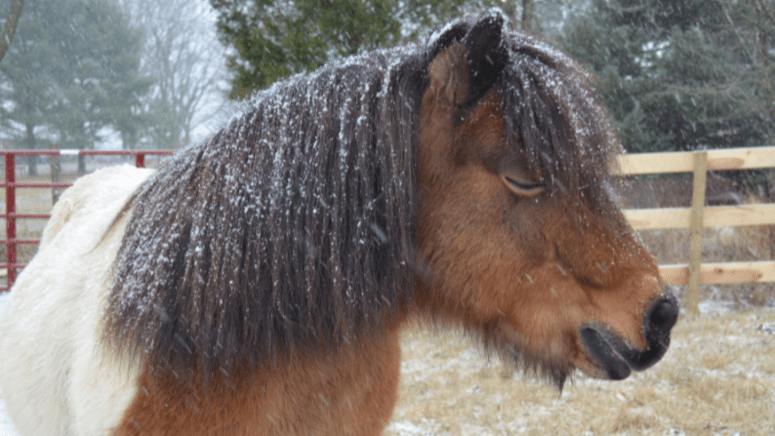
(580, 293, 679, 380)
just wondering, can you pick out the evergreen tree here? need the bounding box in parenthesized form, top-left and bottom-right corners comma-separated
(560, 0, 771, 153)
(0, 0, 55, 173)
(210, 0, 497, 99)
(721, 0, 775, 144)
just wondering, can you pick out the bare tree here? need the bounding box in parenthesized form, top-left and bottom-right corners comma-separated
(0, 0, 24, 62)
(115, 0, 227, 149)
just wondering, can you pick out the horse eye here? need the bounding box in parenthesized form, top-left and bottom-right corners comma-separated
(502, 175, 545, 197)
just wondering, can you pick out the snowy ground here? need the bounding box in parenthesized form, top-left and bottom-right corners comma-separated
(385, 305, 775, 436)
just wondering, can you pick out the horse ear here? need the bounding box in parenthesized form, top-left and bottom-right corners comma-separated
(462, 14, 508, 104)
(429, 22, 468, 59)
(426, 14, 508, 107)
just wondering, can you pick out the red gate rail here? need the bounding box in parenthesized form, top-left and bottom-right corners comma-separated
(1, 150, 173, 291)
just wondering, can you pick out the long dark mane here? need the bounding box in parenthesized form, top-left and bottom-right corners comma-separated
(104, 45, 436, 376)
(103, 15, 620, 380)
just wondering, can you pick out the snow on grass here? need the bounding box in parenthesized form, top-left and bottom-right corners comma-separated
(387, 308, 775, 436)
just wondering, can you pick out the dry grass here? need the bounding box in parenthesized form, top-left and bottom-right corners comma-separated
(388, 310, 775, 436)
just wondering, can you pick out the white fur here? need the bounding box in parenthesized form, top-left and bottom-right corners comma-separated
(0, 165, 154, 436)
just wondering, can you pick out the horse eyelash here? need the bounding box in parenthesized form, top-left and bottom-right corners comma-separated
(503, 176, 545, 196)
(504, 176, 543, 190)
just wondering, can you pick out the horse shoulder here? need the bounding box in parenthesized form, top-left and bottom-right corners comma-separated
(112, 328, 403, 436)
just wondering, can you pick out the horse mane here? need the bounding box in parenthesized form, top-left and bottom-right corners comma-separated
(104, 45, 435, 376)
(103, 15, 620, 380)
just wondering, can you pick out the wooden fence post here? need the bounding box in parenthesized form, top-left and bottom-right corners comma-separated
(687, 151, 708, 314)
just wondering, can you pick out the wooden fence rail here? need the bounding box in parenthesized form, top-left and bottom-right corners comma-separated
(616, 146, 775, 313)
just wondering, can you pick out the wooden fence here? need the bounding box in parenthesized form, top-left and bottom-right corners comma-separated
(617, 146, 775, 314)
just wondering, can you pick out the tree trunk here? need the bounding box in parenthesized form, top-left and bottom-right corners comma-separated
(25, 122, 37, 177)
(521, 0, 537, 34)
(121, 130, 135, 150)
(501, 0, 517, 23)
(49, 151, 62, 205)
(0, 0, 25, 63)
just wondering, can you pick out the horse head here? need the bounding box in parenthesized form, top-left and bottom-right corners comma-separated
(415, 14, 678, 387)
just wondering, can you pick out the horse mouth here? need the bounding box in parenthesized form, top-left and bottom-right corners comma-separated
(579, 327, 633, 380)
(580, 296, 679, 380)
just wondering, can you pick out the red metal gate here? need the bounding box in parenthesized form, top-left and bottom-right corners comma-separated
(0, 150, 173, 291)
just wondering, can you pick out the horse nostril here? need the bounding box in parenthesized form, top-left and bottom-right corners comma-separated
(645, 297, 679, 334)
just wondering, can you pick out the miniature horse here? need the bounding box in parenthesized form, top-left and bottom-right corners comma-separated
(0, 13, 678, 436)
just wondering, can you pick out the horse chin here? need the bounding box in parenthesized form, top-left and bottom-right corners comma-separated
(493, 321, 573, 389)
(578, 327, 632, 380)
